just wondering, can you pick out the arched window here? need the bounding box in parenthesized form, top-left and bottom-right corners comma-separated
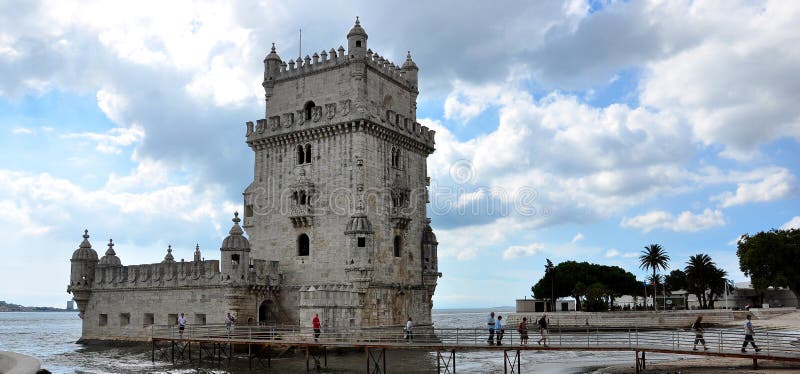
(391, 147, 400, 169)
(299, 191, 307, 205)
(393, 236, 401, 257)
(297, 145, 305, 165)
(305, 144, 312, 164)
(356, 40, 362, 48)
(304, 101, 315, 121)
(298, 234, 310, 256)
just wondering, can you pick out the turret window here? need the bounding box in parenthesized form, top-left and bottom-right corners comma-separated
(231, 254, 240, 265)
(304, 101, 316, 121)
(358, 237, 366, 247)
(356, 40, 362, 47)
(393, 236, 402, 257)
(298, 234, 310, 256)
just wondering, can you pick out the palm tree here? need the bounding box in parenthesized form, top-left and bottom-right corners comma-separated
(685, 253, 727, 309)
(639, 244, 670, 310)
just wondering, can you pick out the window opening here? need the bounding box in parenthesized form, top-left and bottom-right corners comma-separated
(298, 234, 310, 256)
(231, 254, 240, 265)
(304, 101, 315, 121)
(305, 144, 312, 164)
(358, 237, 366, 247)
(99, 314, 108, 326)
(393, 236, 401, 257)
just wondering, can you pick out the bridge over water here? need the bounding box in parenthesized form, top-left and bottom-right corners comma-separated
(151, 324, 800, 373)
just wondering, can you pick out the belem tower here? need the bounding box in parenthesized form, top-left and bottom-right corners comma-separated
(67, 18, 441, 341)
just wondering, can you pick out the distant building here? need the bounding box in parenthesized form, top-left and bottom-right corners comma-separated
(66, 300, 74, 311)
(516, 298, 576, 313)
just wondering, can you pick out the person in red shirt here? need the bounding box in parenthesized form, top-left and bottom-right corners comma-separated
(312, 313, 321, 342)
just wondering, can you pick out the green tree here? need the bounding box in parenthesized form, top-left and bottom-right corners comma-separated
(665, 269, 687, 294)
(737, 229, 800, 301)
(639, 244, 670, 310)
(685, 254, 728, 309)
(532, 261, 641, 312)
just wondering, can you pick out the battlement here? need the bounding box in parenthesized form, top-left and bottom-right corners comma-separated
(269, 47, 415, 91)
(245, 115, 435, 151)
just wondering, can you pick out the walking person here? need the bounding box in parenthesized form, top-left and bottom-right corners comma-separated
(225, 312, 235, 336)
(691, 315, 708, 351)
(177, 312, 187, 338)
(741, 314, 761, 353)
(537, 313, 549, 346)
(405, 317, 413, 342)
(486, 312, 496, 345)
(312, 313, 321, 342)
(495, 315, 505, 345)
(518, 317, 529, 345)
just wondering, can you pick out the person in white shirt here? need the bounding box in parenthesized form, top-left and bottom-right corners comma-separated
(741, 314, 761, 353)
(486, 312, 496, 345)
(405, 317, 413, 342)
(178, 313, 187, 338)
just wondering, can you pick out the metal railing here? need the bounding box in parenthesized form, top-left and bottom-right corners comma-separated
(152, 324, 800, 357)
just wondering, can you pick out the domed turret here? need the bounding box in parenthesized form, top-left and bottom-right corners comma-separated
(221, 212, 250, 250)
(347, 17, 368, 57)
(193, 244, 202, 262)
(71, 229, 99, 262)
(68, 230, 98, 318)
(98, 239, 122, 267)
(220, 212, 250, 279)
(264, 43, 282, 80)
(402, 51, 419, 89)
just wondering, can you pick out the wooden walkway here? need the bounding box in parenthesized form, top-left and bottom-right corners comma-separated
(151, 324, 800, 373)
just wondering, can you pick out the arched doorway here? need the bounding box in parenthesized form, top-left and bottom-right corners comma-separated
(258, 300, 275, 325)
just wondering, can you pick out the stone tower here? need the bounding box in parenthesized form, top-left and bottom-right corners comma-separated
(243, 18, 440, 328)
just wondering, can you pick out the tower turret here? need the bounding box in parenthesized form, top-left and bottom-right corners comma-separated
(347, 17, 368, 58)
(220, 212, 251, 282)
(344, 205, 375, 292)
(402, 51, 419, 90)
(67, 230, 98, 318)
(194, 243, 202, 262)
(162, 245, 175, 263)
(264, 43, 282, 80)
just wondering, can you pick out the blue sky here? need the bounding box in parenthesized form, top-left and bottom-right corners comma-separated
(1, 1, 799, 308)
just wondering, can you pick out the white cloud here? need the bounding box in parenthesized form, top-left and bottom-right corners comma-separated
(12, 127, 33, 135)
(503, 242, 545, 260)
(711, 168, 796, 207)
(456, 248, 478, 261)
(621, 252, 639, 258)
(781, 216, 800, 230)
(605, 248, 619, 258)
(61, 125, 145, 154)
(621, 208, 725, 233)
(571, 232, 584, 243)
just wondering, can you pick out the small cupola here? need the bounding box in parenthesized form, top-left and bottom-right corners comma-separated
(264, 43, 283, 79)
(221, 212, 250, 251)
(347, 17, 368, 57)
(71, 229, 99, 261)
(98, 239, 122, 267)
(402, 51, 419, 88)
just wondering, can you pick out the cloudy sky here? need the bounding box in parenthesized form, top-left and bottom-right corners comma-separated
(1, 0, 798, 309)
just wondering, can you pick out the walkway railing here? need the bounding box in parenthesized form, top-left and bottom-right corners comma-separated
(152, 323, 800, 357)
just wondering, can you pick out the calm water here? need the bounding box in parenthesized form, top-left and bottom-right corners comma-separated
(0, 310, 681, 373)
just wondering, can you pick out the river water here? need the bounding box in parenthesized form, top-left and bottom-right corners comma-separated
(0, 310, 683, 373)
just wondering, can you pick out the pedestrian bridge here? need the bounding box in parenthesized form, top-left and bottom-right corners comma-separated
(150, 324, 800, 373)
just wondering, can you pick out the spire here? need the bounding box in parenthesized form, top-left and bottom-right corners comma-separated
(194, 243, 201, 262)
(402, 51, 418, 70)
(105, 239, 116, 256)
(162, 245, 175, 263)
(230, 211, 243, 235)
(80, 229, 91, 249)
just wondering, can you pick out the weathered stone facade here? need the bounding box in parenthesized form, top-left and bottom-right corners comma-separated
(67, 18, 440, 341)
